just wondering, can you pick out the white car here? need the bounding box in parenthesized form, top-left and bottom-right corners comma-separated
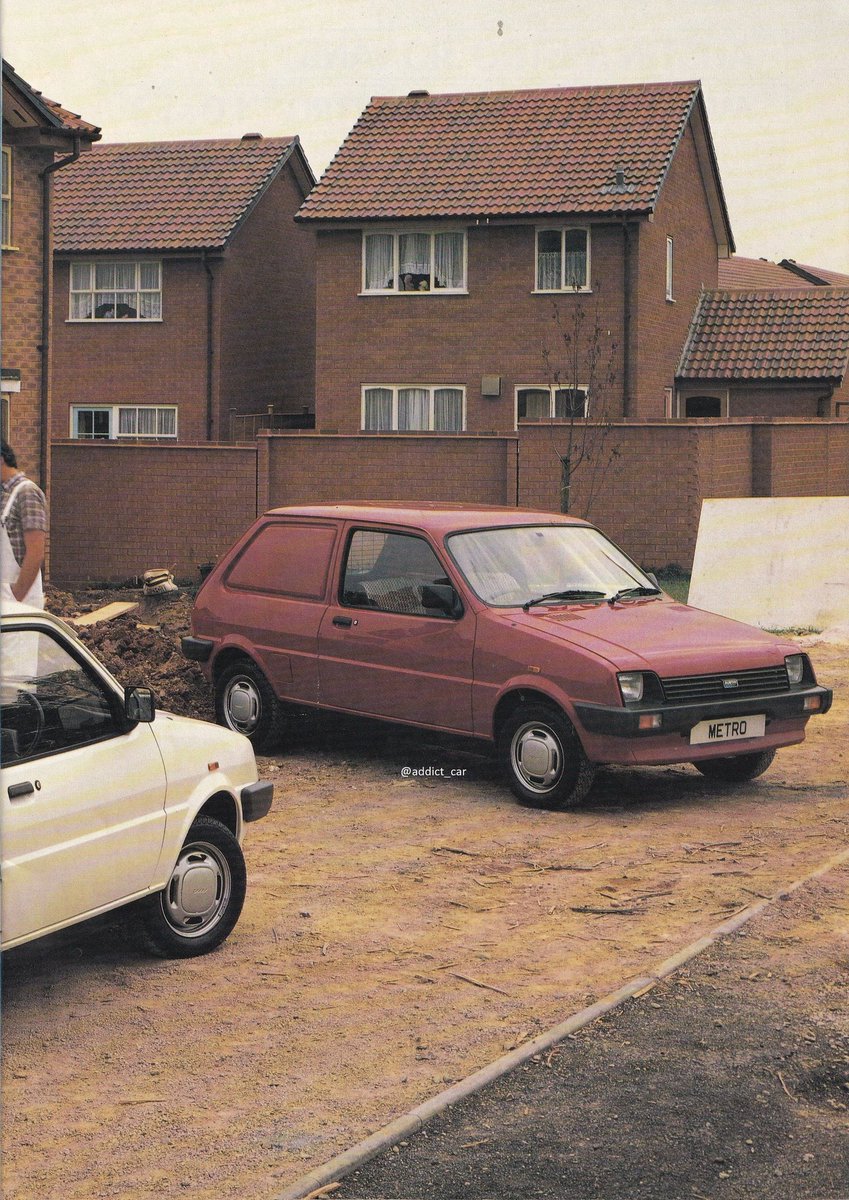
(1, 604, 272, 957)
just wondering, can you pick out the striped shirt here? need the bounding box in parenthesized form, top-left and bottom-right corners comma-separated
(1, 473, 48, 566)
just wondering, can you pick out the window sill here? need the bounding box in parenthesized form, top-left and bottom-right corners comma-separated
(65, 318, 164, 324)
(532, 288, 592, 296)
(1, 244, 20, 252)
(358, 290, 469, 298)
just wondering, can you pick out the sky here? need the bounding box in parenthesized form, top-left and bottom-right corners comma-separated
(3, 0, 848, 271)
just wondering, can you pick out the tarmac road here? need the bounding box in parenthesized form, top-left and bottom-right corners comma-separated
(327, 864, 849, 1200)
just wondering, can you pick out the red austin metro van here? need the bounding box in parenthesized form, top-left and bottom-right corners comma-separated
(182, 504, 832, 809)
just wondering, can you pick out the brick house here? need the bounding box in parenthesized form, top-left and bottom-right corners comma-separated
(296, 81, 734, 434)
(677, 287, 849, 418)
(51, 135, 316, 444)
(1, 61, 99, 484)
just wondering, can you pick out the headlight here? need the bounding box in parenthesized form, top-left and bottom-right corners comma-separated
(785, 654, 805, 686)
(617, 671, 645, 703)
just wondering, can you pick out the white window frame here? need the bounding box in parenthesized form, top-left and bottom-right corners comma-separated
(68, 260, 163, 321)
(534, 226, 591, 293)
(70, 405, 178, 440)
(666, 236, 674, 301)
(2, 146, 12, 249)
(515, 385, 589, 426)
(361, 228, 468, 295)
(361, 386, 466, 432)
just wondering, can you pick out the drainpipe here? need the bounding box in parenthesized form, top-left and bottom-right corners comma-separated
(40, 135, 81, 487)
(202, 250, 215, 440)
(621, 221, 632, 418)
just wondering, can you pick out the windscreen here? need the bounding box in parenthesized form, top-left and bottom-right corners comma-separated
(447, 525, 654, 606)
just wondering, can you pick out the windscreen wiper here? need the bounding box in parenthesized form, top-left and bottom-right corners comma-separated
(522, 590, 607, 612)
(607, 585, 662, 605)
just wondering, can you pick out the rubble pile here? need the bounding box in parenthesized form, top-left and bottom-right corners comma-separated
(46, 589, 214, 721)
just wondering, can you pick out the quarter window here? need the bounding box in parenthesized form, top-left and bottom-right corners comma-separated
(363, 230, 466, 293)
(363, 386, 464, 432)
(70, 261, 162, 320)
(536, 227, 589, 291)
(2, 146, 12, 247)
(517, 386, 588, 422)
(71, 405, 177, 440)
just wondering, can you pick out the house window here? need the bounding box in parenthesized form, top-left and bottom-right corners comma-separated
(666, 237, 674, 301)
(536, 227, 589, 291)
(69, 261, 162, 320)
(2, 147, 12, 248)
(71, 405, 177, 439)
(362, 231, 466, 293)
(517, 386, 588, 423)
(362, 386, 465, 432)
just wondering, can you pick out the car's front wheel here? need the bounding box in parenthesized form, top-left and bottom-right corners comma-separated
(138, 816, 247, 958)
(499, 703, 596, 809)
(215, 659, 281, 749)
(693, 748, 777, 783)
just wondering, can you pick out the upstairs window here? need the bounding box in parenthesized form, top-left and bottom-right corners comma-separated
(517, 386, 588, 423)
(70, 261, 162, 320)
(1, 147, 12, 248)
(363, 230, 466, 293)
(363, 386, 464, 432)
(536, 227, 589, 291)
(666, 236, 674, 300)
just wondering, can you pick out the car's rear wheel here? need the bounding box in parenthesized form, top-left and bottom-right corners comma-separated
(693, 748, 777, 782)
(215, 659, 281, 749)
(499, 703, 595, 809)
(138, 816, 246, 958)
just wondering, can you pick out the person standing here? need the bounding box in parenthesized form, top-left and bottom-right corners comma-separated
(1, 440, 47, 608)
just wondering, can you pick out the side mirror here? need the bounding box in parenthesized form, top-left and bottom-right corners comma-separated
(125, 686, 156, 724)
(421, 583, 463, 619)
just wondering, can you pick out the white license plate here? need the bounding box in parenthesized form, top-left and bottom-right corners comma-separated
(689, 714, 766, 746)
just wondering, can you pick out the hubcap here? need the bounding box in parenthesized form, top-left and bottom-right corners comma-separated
(226, 678, 261, 734)
(511, 722, 563, 793)
(162, 841, 231, 937)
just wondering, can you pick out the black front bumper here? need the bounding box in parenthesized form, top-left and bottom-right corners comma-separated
(574, 685, 833, 738)
(241, 780, 274, 822)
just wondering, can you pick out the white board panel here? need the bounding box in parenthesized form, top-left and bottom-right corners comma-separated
(688, 498, 849, 631)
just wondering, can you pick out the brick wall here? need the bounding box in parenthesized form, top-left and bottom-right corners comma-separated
(218, 166, 315, 428)
(52, 258, 211, 442)
(634, 123, 719, 418)
(2, 145, 53, 483)
(50, 442, 258, 586)
(48, 420, 849, 585)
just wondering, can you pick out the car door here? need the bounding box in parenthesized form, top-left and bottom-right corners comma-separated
(1, 621, 167, 948)
(317, 526, 475, 732)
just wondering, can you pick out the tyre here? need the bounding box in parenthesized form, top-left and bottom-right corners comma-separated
(215, 659, 281, 749)
(138, 816, 247, 958)
(499, 703, 596, 809)
(694, 748, 777, 783)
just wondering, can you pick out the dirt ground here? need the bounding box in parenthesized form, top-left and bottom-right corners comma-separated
(2, 590, 847, 1200)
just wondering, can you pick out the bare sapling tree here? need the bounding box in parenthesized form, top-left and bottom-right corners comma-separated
(539, 284, 621, 516)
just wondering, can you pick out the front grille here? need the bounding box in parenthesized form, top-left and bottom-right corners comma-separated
(660, 665, 789, 705)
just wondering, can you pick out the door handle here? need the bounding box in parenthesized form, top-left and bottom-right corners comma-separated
(8, 781, 35, 801)
(332, 615, 354, 628)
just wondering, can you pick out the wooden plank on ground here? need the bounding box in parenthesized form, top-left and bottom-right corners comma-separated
(69, 602, 139, 626)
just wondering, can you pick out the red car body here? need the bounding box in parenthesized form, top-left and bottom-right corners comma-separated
(183, 503, 832, 808)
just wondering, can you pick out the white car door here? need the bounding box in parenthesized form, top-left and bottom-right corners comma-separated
(1, 622, 168, 948)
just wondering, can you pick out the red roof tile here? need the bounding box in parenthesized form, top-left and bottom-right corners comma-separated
(718, 257, 813, 289)
(678, 289, 849, 382)
(298, 81, 703, 222)
(53, 137, 301, 252)
(780, 259, 849, 287)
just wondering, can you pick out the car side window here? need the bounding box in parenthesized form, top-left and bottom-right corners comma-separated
(341, 530, 456, 617)
(1, 628, 121, 764)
